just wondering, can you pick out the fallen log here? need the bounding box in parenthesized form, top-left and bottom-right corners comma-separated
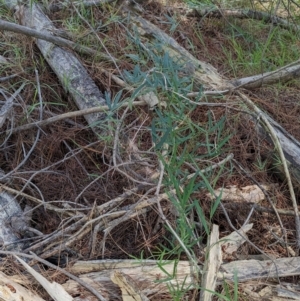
(62, 256, 300, 299)
(1, 2, 300, 299)
(231, 60, 300, 89)
(4, 0, 107, 135)
(64, 259, 196, 299)
(122, 7, 300, 187)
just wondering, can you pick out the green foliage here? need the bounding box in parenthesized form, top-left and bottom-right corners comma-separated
(183, 0, 215, 7)
(133, 41, 227, 273)
(220, 272, 240, 301)
(123, 32, 232, 299)
(224, 22, 298, 75)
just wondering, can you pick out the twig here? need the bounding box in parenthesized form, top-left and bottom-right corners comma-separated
(9, 140, 102, 205)
(232, 158, 288, 254)
(96, 185, 144, 212)
(41, 210, 127, 260)
(2, 70, 42, 180)
(7, 100, 146, 134)
(75, 161, 154, 203)
(186, 89, 231, 98)
(239, 92, 300, 253)
(231, 59, 300, 89)
(72, 3, 122, 76)
(0, 73, 23, 83)
(0, 184, 75, 216)
(113, 166, 154, 186)
(0, 82, 25, 128)
(23, 215, 87, 253)
(189, 7, 300, 32)
(0, 19, 111, 60)
(100, 189, 169, 257)
(91, 185, 148, 255)
(252, 204, 300, 216)
(113, 107, 129, 167)
(187, 59, 300, 95)
(186, 153, 234, 180)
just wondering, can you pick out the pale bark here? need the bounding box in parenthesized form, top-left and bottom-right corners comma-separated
(0, 19, 103, 57)
(0, 192, 25, 251)
(124, 9, 300, 187)
(63, 256, 300, 299)
(4, 0, 107, 135)
(200, 225, 222, 301)
(124, 8, 229, 90)
(231, 61, 300, 88)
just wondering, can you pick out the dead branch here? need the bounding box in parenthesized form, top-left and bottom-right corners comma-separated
(239, 92, 300, 251)
(200, 224, 221, 301)
(0, 184, 76, 216)
(0, 19, 111, 59)
(65, 259, 196, 298)
(231, 60, 300, 89)
(126, 5, 300, 237)
(124, 10, 229, 90)
(3, 1, 107, 135)
(62, 256, 300, 298)
(7, 100, 146, 134)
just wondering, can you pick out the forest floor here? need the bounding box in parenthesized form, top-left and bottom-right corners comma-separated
(1, 0, 300, 300)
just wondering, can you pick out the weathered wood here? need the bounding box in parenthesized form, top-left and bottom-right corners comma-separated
(0, 192, 25, 251)
(231, 62, 300, 89)
(200, 224, 222, 301)
(220, 256, 300, 282)
(64, 260, 196, 299)
(124, 9, 300, 188)
(4, 0, 107, 135)
(124, 8, 229, 91)
(63, 256, 300, 299)
(220, 223, 253, 256)
(0, 272, 45, 301)
(111, 271, 150, 301)
(16, 255, 74, 301)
